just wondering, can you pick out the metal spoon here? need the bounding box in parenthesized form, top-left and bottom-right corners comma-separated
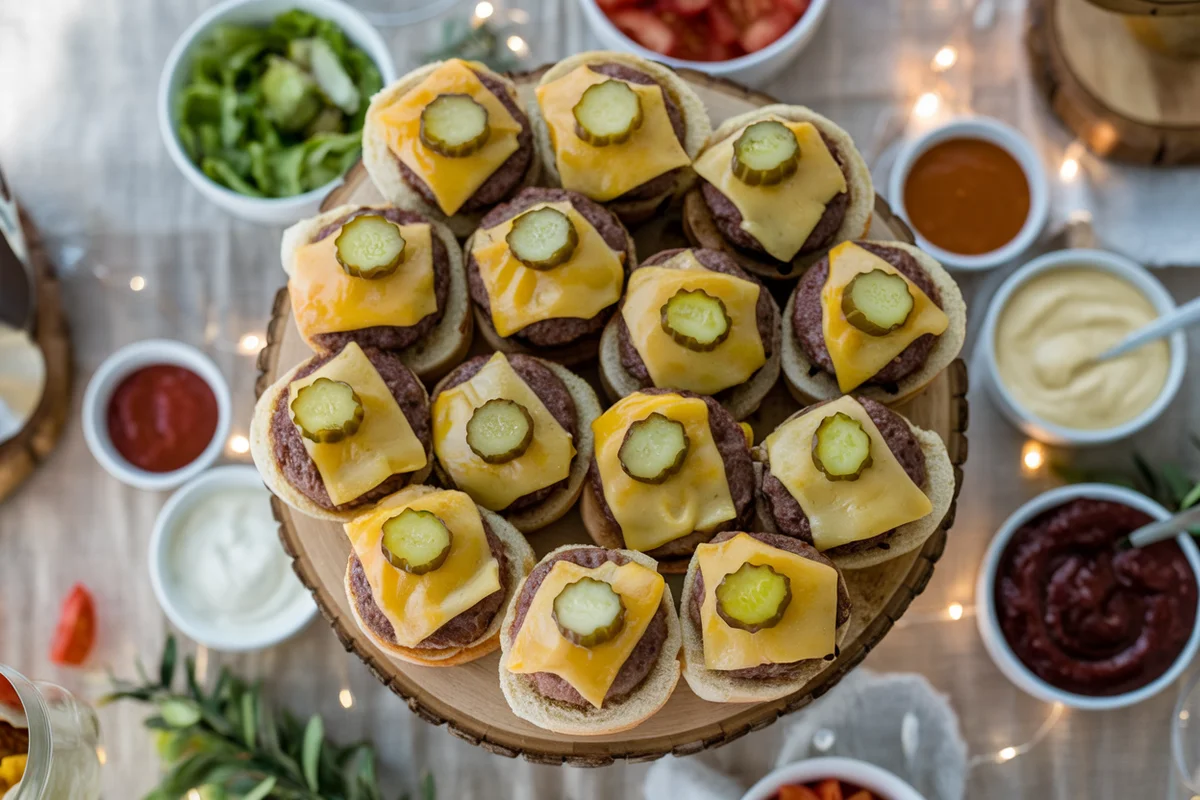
(1116, 504, 1200, 551)
(1095, 295, 1200, 362)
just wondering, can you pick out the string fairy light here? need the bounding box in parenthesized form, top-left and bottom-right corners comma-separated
(474, 0, 494, 20)
(129, 276, 145, 292)
(913, 92, 941, 119)
(228, 434, 250, 455)
(931, 45, 958, 72)
(1021, 440, 1046, 474)
(238, 333, 263, 354)
(969, 703, 1066, 768)
(339, 688, 354, 709)
(506, 34, 529, 57)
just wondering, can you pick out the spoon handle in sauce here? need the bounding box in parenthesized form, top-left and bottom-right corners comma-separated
(1096, 295, 1200, 362)
(1121, 504, 1200, 551)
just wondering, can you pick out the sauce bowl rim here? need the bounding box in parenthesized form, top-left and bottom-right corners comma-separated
(738, 755, 926, 800)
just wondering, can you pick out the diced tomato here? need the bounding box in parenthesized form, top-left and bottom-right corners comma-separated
(723, 0, 751, 28)
(782, 0, 812, 14)
(0, 677, 19, 709)
(739, 10, 797, 52)
(706, 5, 741, 45)
(609, 9, 678, 55)
(845, 792, 876, 800)
(815, 779, 844, 800)
(778, 786, 821, 800)
(49, 584, 96, 666)
(745, 0, 778, 21)
(672, 0, 712, 14)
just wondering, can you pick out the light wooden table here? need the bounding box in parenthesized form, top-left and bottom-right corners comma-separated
(1, 0, 1198, 797)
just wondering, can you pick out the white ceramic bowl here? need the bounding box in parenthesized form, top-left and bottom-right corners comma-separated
(976, 483, 1200, 711)
(578, 0, 832, 86)
(158, 0, 397, 225)
(149, 465, 317, 651)
(82, 339, 232, 491)
(888, 116, 1049, 271)
(979, 248, 1186, 446)
(741, 756, 925, 800)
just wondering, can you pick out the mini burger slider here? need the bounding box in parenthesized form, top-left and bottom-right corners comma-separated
(682, 531, 851, 703)
(282, 204, 471, 381)
(362, 59, 539, 237)
(532, 51, 711, 224)
(782, 240, 966, 404)
(684, 105, 874, 280)
(756, 395, 955, 570)
(431, 352, 601, 533)
(464, 187, 635, 365)
(599, 247, 781, 420)
(345, 485, 535, 666)
(250, 342, 432, 522)
(499, 545, 681, 735)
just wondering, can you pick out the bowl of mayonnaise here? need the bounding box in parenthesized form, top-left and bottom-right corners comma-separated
(980, 248, 1187, 446)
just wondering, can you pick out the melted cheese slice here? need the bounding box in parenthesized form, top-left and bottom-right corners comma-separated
(535, 66, 693, 202)
(764, 395, 931, 551)
(621, 253, 766, 395)
(821, 242, 950, 393)
(289, 222, 436, 340)
(373, 59, 522, 215)
(592, 392, 736, 551)
(694, 119, 847, 262)
(506, 558, 664, 708)
(288, 343, 428, 506)
(432, 352, 576, 511)
(344, 486, 501, 648)
(697, 533, 838, 671)
(470, 201, 626, 337)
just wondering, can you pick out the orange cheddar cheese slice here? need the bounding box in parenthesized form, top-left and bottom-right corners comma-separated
(764, 395, 931, 551)
(432, 352, 575, 511)
(288, 343, 428, 506)
(506, 558, 664, 707)
(821, 242, 949, 393)
(697, 533, 838, 671)
(344, 486, 501, 648)
(592, 392, 736, 551)
(536, 65, 692, 202)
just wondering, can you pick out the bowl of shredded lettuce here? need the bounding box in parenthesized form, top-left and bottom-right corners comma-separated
(159, 0, 396, 224)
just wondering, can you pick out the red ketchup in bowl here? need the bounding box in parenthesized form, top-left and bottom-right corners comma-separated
(106, 365, 218, 472)
(600, 0, 811, 62)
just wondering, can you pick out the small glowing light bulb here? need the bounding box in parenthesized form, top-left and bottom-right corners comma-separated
(948, 602, 964, 621)
(932, 46, 958, 71)
(1059, 157, 1079, 181)
(229, 434, 250, 455)
(339, 688, 354, 709)
(474, 1, 494, 20)
(998, 746, 1017, 762)
(238, 333, 262, 354)
(129, 276, 146, 291)
(913, 92, 940, 119)
(1021, 441, 1045, 473)
(506, 35, 528, 56)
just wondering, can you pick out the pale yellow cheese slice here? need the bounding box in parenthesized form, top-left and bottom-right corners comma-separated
(288, 343, 428, 506)
(821, 242, 949, 393)
(592, 392, 736, 551)
(763, 395, 931, 551)
(344, 486, 501, 648)
(694, 119, 847, 263)
(697, 533, 838, 671)
(506, 558, 664, 708)
(432, 352, 575, 511)
(373, 59, 523, 215)
(469, 200, 626, 337)
(621, 253, 765, 395)
(536, 66, 692, 202)
(289, 222, 436, 340)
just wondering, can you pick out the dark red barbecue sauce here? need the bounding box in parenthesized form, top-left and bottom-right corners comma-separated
(106, 365, 218, 472)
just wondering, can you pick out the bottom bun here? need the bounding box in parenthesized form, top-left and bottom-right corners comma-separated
(580, 484, 693, 574)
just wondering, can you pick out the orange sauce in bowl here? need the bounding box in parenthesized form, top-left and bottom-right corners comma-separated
(903, 138, 1031, 256)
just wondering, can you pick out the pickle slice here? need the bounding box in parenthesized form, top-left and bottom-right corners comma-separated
(335, 215, 407, 279)
(505, 207, 579, 270)
(660, 288, 732, 352)
(553, 577, 626, 647)
(731, 121, 800, 186)
(419, 93, 490, 158)
(811, 412, 873, 481)
(841, 269, 914, 336)
(572, 80, 644, 146)
(290, 378, 364, 443)
(715, 562, 792, 633)
(466, 398, 535, 464)
(618, 412, 689, 484)
(381, 509, 453, 575)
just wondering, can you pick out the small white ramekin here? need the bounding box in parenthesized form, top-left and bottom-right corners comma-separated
(577, 0, 832, 87)
(157, 0, 397, 225)
(741, 756, 926, 800)
(976, 483, 1200, 711)
(149, 465, 317, 651)
(888, 116, 1050, 271)
(979, 248, 1186, 446)
(82, 339, 232, 492)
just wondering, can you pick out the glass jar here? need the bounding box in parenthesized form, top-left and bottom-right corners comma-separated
(0, 667, 101, 800)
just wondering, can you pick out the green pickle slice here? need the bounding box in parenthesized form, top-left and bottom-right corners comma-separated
(505, 207, 579, 270)
(660, 288, 732, 352)
(731, 120, 800, 186)
(335, 215, 407, 279)
(466, 398, 535, 464)
(290, 378, 364, 443)
(716, 562, 792, 633)
(572, 80, 644, 146)
(419, 93, 491, 158)
(618, 412, 689, 484)
(811, 411, 873, 481)
(841, 269, 914, 336)
(381, 509, 453, 575)
(553, 577, 626, 647)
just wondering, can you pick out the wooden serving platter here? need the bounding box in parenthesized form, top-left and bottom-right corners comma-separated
(257, 68, 968, 765)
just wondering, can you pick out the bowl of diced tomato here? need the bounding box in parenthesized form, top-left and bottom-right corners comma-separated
(740, 757, 927, 800)
(580, 0, 830, 85)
